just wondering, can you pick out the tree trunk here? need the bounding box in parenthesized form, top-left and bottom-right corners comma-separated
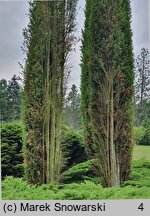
(109, 75, 120, 187)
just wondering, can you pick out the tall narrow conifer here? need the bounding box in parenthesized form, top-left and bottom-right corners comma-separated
(23, 1, 77, 184)
(81, 0, 134, 187)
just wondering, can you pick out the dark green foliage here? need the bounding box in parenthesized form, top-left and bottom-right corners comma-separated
(23, 1, 78, 184)
(0, 76, 21, 122)
(2, 160, 150, 200)
(23, 2, 45, 185)
(7, 75, 22, 121)
(81, 0, 94, 156)
(0, 79, 7, 122)
(1, 122, 24, 178)
(61, 126, 87, 169)
(115, 0, 134, 184)
(61, 160, 95, 183)
(81, 0, 134, 186)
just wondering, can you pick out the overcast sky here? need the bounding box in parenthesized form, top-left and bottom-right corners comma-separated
(0, 0, 149, 90)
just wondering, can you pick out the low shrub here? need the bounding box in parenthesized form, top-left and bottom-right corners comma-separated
(2, 176, 150, 200)
(123, 160, 150, 188)
(1, 123, 87, 179)
(61, 126, 87, 169)
(61, 160, 97, 183)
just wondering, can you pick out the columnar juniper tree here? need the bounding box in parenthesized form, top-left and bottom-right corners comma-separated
(81, 0, 94, 156)
(115, 0, 134, 184)
(23, 1, 77, 184)
(81, 0, 134, 187)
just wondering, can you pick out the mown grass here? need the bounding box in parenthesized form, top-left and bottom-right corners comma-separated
(2, 159, 150, 200)
(133, 145, 150, 160)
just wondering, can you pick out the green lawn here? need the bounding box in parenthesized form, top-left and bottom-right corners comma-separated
(133, 145, 150, 160)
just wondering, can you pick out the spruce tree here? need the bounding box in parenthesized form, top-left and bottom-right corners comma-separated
(0, 76, 21, 122)
(7, 75, 21, 121)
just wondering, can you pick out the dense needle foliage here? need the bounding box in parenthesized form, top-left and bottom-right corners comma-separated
(1, 122, 24, 178)
(81, 0, 134, 187)
(2, 160, 150, 200)
(61, 126, 87, 169)
(23, 1, 77, 184)
(0, 76, 21, 122)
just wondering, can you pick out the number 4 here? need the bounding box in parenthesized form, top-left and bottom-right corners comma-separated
(138, 203, 144, 211)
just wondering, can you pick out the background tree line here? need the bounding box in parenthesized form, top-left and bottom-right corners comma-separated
(0, 75, 21, 122)
(134, 48, 150, 146)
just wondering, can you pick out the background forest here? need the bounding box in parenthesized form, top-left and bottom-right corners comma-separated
(1, 0, 150, 199)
